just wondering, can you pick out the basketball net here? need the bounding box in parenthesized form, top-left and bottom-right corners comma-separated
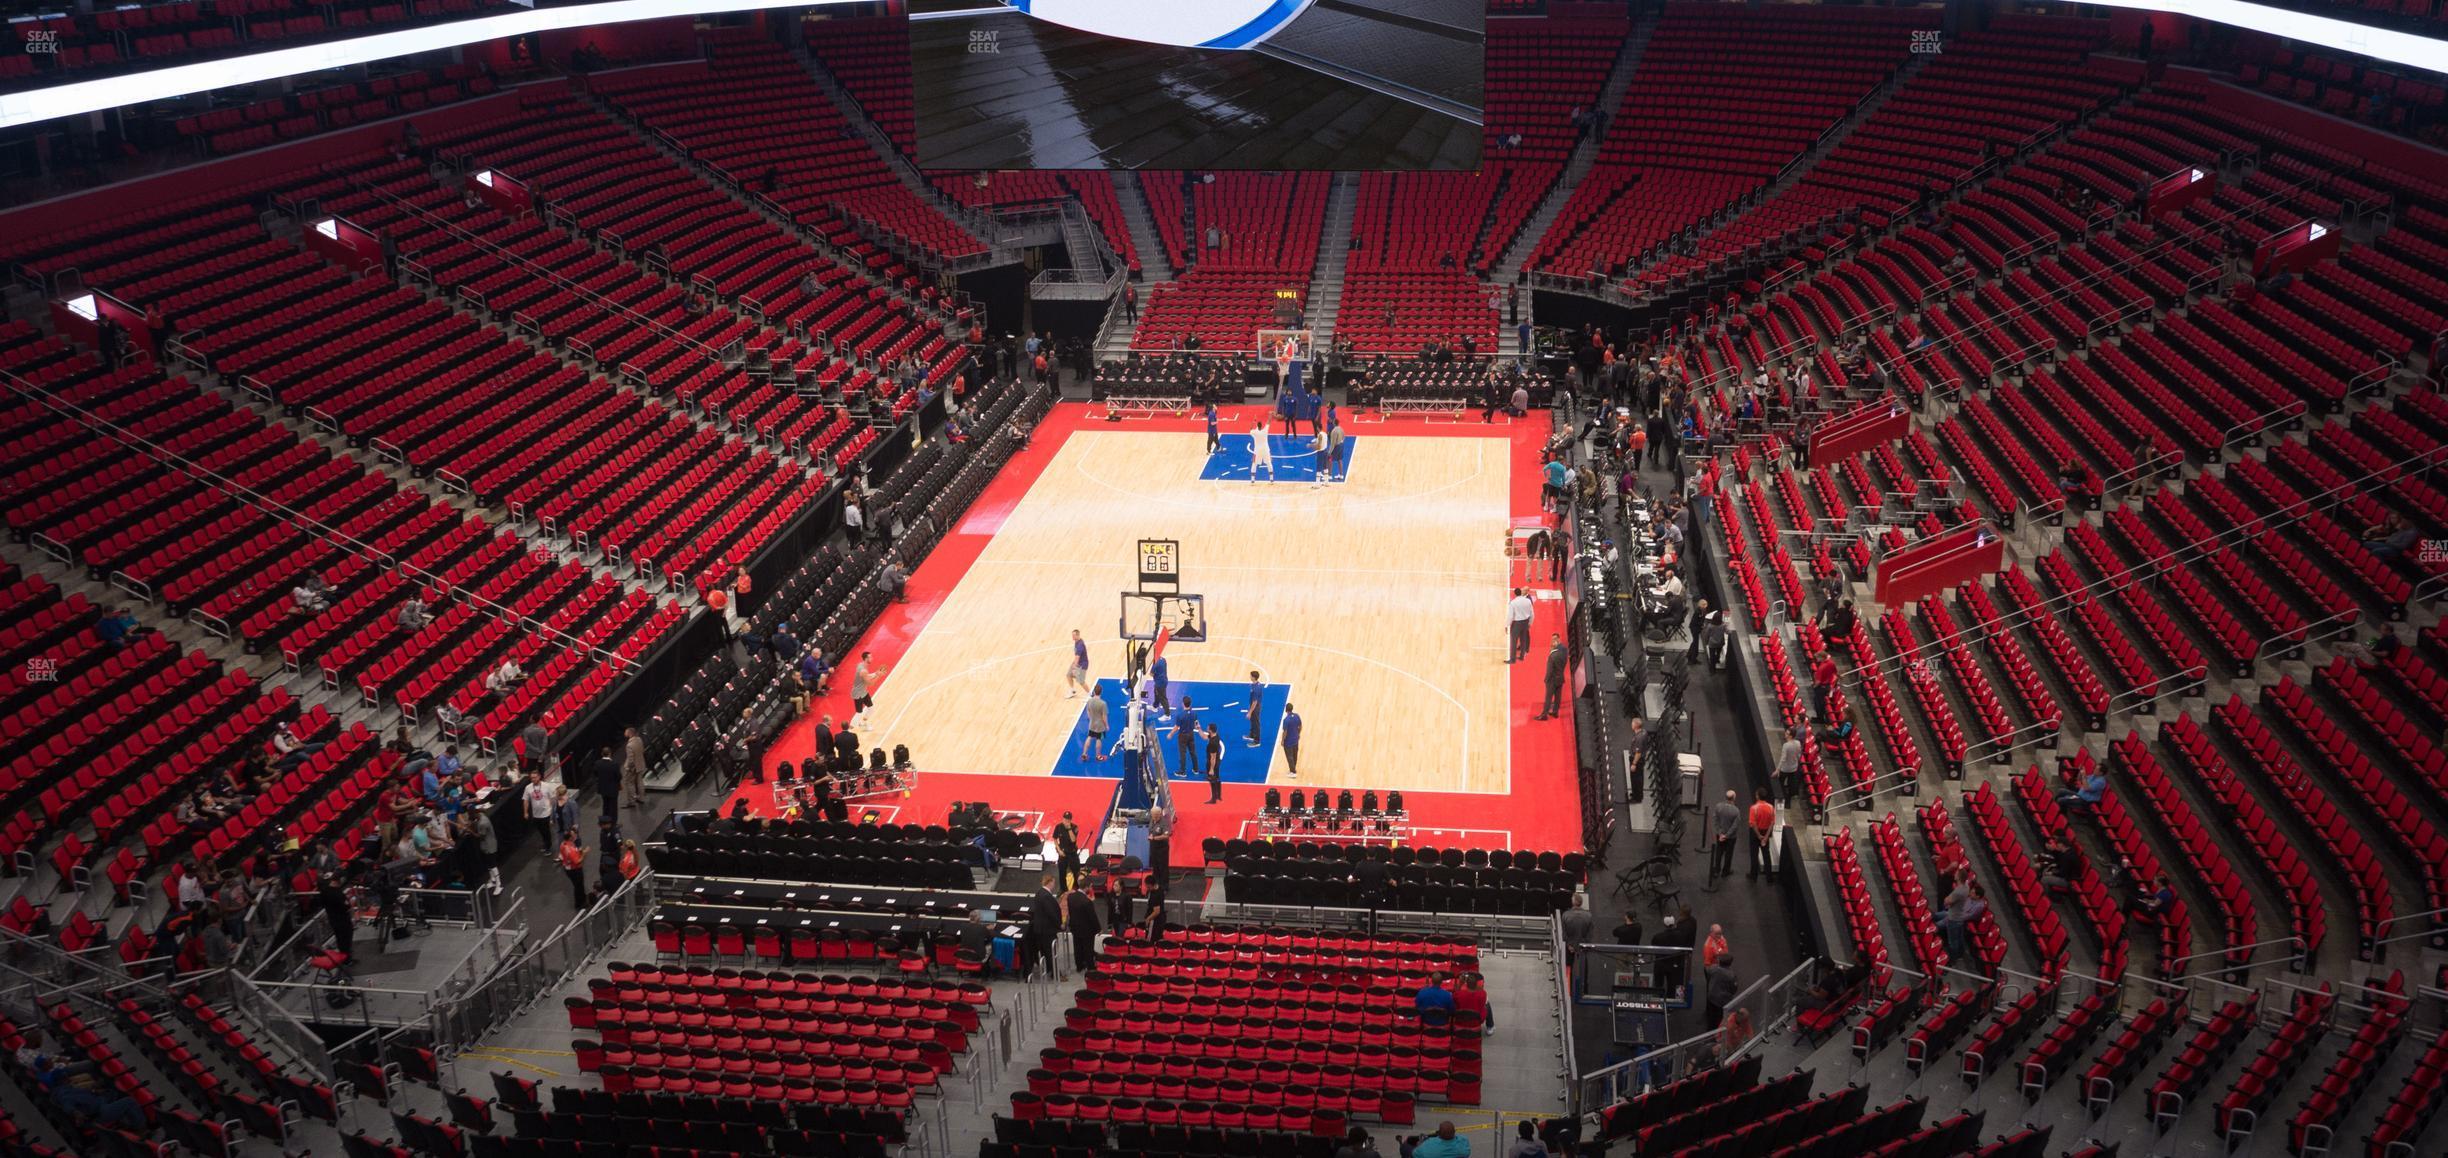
(1131, 625, 1174, 713)
(1257, 328, 1312, 374)
(1122, 626, 1176, 806)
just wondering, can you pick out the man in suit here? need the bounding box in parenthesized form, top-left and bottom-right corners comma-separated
(592, 748, 621, 820)
(1063, 884, 1102, 974)
(1351, 856, 1389, 935)
(1537, 633, 1569, 720)
(619, 727, 648, 809)
(1027, 876, 1063, 980)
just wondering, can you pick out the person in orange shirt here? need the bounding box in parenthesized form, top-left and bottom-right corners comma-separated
(1700, 924, 1729, 969)
(558, 830, 588, 908)
(1747, 788, 1778, 882)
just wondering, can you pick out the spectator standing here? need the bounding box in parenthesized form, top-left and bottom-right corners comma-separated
(1702, 951, 1740, 1027)
(1352, 854, 1389, 935)
(466, 806, 500, 894)
(1706, 790, 1741, 884)
(1146, 804, 1173, 882)
(523, 770, 556, 849)
(519, 720, 549, 773)
(319, 873, 353, 958)
(1809, 653, 1838, 722)
(552, 785, 579, 843)
(1657, 906, 1696, 992)
(1063, 883, 1101, 973)
(1937, 882, 1987, 960)
(1747, 789, 1777, 881)
(558, 829, 589, 908)
(1027, 875, 1062, 979)
(620, 727, 647, 809)
(1774, 732, 1803, 804)
(1559, 893, 1593, 952)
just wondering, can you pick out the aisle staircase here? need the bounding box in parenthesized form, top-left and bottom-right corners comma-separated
(1113, 170, 1175, 282)
(786, 33, 995, 255)
(1488, 14, 1654, 285)
(1303, 172, 1362, 345)
(1608, 52, 1934, 300)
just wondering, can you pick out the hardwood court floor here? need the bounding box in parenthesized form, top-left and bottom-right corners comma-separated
(858, 429, 1515, 795)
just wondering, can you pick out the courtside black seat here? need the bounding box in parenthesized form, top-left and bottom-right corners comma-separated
(1227, 860, 1571, 915)
(652, 832, 973, 889)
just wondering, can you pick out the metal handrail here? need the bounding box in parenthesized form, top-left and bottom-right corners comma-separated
(1829, 443, 2439, 691)
(2165, 935, 2309, 976)
(1823, 765, 1920, 814)
(2369, 903, 2448, 949)
(0, 364, 646, 671)
(1671, 147, 2324, 436)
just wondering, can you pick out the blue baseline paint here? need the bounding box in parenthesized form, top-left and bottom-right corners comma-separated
(1200, 432, 1356, 483)
(1050, 678, 1292, 784)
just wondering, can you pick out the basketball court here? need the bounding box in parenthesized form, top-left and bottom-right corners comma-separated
(737, 400, 1579, 855)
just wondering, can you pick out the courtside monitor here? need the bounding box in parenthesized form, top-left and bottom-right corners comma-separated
(906, 0, 1485, 170)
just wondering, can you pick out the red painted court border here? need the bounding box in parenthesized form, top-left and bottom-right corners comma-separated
(728, 402, 1581, 855)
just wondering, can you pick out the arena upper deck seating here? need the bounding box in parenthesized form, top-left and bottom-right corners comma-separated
(1636, 16, 2118, 297)
(285, 149, 887, 457)
(1132, 173, 1330, 352)
(0, 0, 509, 93)
(1332, 14, 1626, 353)
(804, 13, 920, 157)
(417, 92, 964, 393)
(1530, 4, 1937, 281)
(11, 6, 2448, 1156)
(591, 31, 986, 266)
(175, 66, 499, 155)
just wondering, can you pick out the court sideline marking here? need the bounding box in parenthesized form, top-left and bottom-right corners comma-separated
(975, 557, 1502, 581)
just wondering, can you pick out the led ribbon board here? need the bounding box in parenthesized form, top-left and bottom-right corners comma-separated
(995, 0, 1320, 50)
(0, 0, 849, 129)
